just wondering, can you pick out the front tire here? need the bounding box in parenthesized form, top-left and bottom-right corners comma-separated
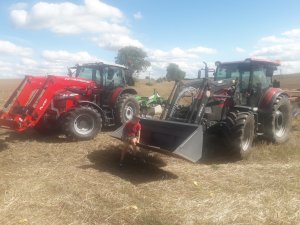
(225, 111, 255, 159)
(264, 95, 291, 143)
(62, 106, 102, 140)
(116, 94, 140, 124)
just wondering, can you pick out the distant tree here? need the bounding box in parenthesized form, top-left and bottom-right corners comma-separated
(115, 46, 151, 77)
(166, 63, 186, 81)
(156, 77, 167, 83)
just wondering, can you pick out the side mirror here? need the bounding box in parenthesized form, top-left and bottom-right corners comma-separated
(197, 70, 201, 79)
(126, 76, 135, 86)
(67, 68, 72, 77)
(273, 79, 280, 88)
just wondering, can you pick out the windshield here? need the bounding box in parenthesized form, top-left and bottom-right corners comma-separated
(75, 65, 126, 87)
(215, 64, 240, 80)
(215, 64, 272, 90)
(76, 66, 101, 84)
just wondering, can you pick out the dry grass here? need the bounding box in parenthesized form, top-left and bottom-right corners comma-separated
(0, 78, 300, 225)
(275, 74, 300, 90)
(134, 80, 175, 99)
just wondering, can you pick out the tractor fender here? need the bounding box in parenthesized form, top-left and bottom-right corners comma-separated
(110, 87, 138, 107)
(78, 101, 105, 118)
(258, 88, 289, 112)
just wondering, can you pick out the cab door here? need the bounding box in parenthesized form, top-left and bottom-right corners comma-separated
(248, 66, 271, 107)
(101, 66, 126, 106)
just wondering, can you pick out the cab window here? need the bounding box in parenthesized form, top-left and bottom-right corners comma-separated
(76, 67, 101, 84)
(215, 65, 239, 80)
(252, 66, 270, 89)
(103, 66, 125, 87)
(77, 67, 93, 80)
(240, 71, 250, 91)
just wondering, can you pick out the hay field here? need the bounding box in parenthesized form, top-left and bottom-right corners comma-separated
(0, 78, 300, 225)
(275, 74, 300, 90)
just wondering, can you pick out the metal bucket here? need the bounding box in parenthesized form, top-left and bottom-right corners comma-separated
(111, 118, 203, 163)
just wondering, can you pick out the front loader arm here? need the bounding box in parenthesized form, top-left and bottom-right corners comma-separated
(0, 75, 94, 131)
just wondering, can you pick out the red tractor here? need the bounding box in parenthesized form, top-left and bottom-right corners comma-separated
(0, 62, 140, 139)
(113, 58, 292, 161)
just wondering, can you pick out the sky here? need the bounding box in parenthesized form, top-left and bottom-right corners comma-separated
(1, 0, 300, 79)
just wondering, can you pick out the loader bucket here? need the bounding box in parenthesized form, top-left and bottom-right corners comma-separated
(111, 118, 203, 163)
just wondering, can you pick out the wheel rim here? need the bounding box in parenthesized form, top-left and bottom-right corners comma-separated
(275, 107, 288, 138)
(74, 115, 95, 135)
(124, 103, 135, 121)
(241, 119, 251, 151)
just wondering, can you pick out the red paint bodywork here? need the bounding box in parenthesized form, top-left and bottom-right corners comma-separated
(212, 88, 235, 108)
(110, 87, 123, 107)
(258, 87, 283, 110)
(0, 75, 97, 131)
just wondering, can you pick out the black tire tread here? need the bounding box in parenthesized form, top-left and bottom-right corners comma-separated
(225, 111, 255, 159)
(263, 95, 291, 143)
(62, 106, 102, 140)
(115, 94, 140, 124)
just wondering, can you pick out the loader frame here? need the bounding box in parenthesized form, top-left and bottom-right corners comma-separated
(0, 75, 91, 131)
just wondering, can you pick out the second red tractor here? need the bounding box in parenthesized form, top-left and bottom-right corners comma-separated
(0, 62, 140, 139)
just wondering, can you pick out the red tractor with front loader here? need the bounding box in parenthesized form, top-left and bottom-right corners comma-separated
(0, 62, 140, 139)
(112, 58, 292, 161)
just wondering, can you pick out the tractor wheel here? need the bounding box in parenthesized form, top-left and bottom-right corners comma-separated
(225, 111, 255, 159)
(116, 94, 140, 124)
(264, 95, 291, 143)
(62, 106, 102, 140)
(34, 117, 59, 135)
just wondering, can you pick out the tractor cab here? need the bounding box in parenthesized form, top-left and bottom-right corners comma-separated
(70, 62, 127, 89)
(69, 62, 130, 106)
(214, 58, 280, 107)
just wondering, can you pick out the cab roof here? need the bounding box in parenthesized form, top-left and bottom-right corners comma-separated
(216, 58, 280, 67)
(74, 62, 128, 69)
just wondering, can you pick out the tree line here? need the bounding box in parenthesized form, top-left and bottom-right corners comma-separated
(115, 46, 185, 83)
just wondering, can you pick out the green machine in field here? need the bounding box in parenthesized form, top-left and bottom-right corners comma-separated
(135, 89, 166, 117)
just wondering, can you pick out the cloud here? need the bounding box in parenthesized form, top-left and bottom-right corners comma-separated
(251, 28, 300, 74)
(0, 39, 38, 78)
(187, 46, 217, 55)
(145, 46, 217, 78)
(37, 50, 102, 75)
(133, 11, 143, 20)
(0, 40, 33, 58)
(10, 0, 141, 50)
(149, 46, 216, 61)
(0, 40, 104, 78)
(260, 36, 291, 44)
(235, 47, 246, 53)
(10, 1, 124, 33)
(282, 29, 300, 39)
(91, 34, 143, 50)
(40, 50, 105, 75)
(0, 37, 217, 78)
(10, 2, 28, 10)
(42, 50, 99, 63)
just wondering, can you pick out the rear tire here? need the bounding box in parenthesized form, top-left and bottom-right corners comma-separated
(225, 111, 255, 159)
(264, 95, 291, 143)
(116, 94, 140, 124)
(62, 106, 102, 140)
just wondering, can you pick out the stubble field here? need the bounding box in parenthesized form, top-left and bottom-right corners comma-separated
(0, 78, 299, 225)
